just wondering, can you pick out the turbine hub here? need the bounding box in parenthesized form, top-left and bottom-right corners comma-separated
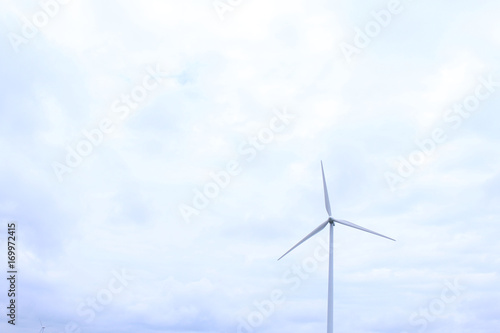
(328, 217, 335, 225)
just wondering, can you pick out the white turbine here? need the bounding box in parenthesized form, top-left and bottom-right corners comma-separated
(39, 319, 47, 333)
(278, 161, 395, 333)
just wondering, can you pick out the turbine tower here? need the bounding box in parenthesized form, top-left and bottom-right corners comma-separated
(278, 161, 395, 333)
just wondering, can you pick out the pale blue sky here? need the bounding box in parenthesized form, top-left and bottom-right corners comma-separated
(1, 0, 499, 332)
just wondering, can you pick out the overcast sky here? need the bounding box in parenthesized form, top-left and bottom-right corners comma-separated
(1, 0, 499, 332)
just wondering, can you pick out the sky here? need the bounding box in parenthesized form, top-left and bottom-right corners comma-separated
(0, 0, 499, 332)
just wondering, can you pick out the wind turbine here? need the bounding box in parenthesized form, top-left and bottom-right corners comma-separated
(39, 319, 48, 333)
(278, 161, 395, 333)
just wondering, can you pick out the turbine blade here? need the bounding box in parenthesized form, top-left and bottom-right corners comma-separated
(278, 221, 329, 260)
(321, 161, 332, 216)
(334, 219, 395, 241)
